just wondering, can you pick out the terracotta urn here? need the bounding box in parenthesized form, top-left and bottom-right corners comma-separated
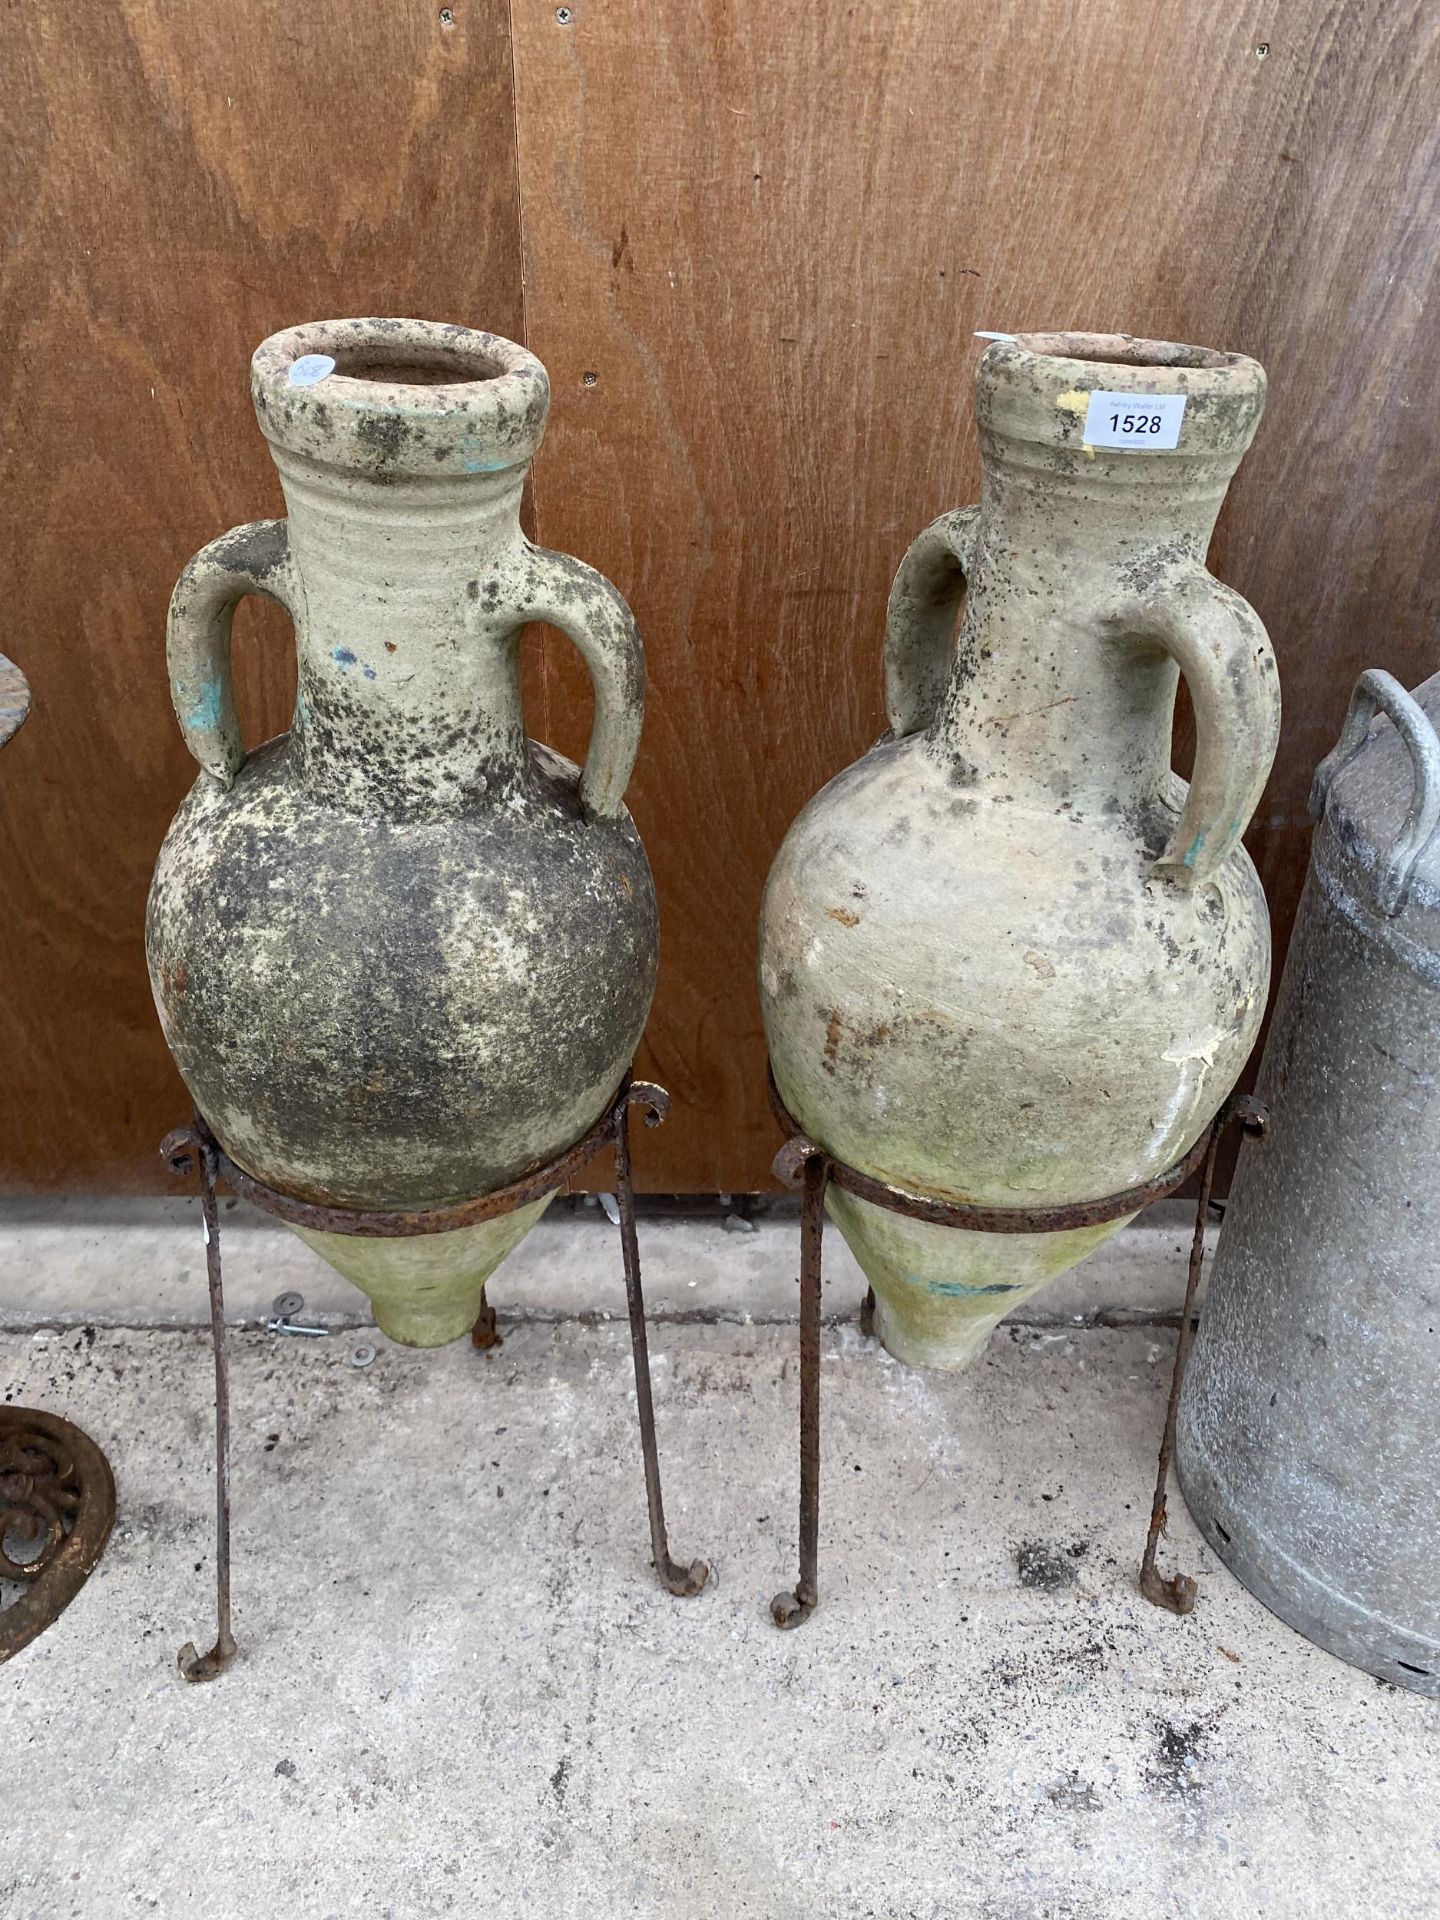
(148, 319, 656, 1346)
(758, 333, 1280, 1370)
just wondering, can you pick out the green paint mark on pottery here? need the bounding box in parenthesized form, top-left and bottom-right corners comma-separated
(924, 1277, 1024, 1297)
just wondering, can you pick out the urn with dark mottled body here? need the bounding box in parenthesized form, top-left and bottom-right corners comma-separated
(759, 334, 1281, 1370)
(148, 319, 656, 1345)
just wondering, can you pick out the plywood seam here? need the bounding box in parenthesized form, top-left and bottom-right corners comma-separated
(504, 0, 534, 499)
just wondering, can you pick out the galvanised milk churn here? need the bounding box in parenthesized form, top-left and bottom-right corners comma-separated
(1179, 668, 1440, 1694)
(759, 334, 1280, 1369)
(148, 319, 656, 1347)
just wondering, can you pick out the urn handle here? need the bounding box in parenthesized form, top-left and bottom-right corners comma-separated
(883, 506, 980, 738)
(479, 543, 645, 819)
(166, 520, 298, 788)
(1310, 668, 1440, 916)
(1114, 570, 1281, 886)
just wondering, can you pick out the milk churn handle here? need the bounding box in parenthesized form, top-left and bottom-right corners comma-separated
(166, 521, 298, 788)
(490, 543, 645, 819)
(1310, 668, 1440, 917)
(883, 507, 980, 738)
(1111, 570, 1281, 887)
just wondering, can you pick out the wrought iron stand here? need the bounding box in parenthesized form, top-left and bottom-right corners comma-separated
(163, 1075, 709, 1682)
(764, 1063, 1266, 1629)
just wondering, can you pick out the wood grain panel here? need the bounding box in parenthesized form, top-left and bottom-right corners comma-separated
(0, 0, 524, 1188)
(510, 0, 1440, 1190)
(4, 0, 1437, 1196)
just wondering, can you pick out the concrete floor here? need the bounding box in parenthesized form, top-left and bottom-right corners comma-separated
(2, 1209, 1437, 1918)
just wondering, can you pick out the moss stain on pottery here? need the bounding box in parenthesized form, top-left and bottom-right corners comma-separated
(148, 319, 656, 1347)
(759, 333, 1281, 1371)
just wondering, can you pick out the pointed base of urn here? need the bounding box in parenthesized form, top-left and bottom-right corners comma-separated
(288, 1193, 557, 1348)
(827, 1188, 1133, 1371)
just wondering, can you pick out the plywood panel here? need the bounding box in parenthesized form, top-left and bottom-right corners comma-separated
(4, 0, 1437, 1196)
(511, 0, 1440, 1190)
(0, 0, 525, 1188)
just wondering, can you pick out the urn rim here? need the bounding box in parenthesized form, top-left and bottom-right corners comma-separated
(250, 317, 551, 477)
(979, 331, 1266, 459)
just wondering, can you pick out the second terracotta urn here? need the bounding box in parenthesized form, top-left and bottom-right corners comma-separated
(759, 333, 1281, 1370)
(148, 319, 655, 1347)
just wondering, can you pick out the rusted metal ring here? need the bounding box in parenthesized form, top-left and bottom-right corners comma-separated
(0, 1407, 116, 1664)
(1229, 1092, 1269, 1141)
(168, 1079, 668, 1238)
(766, 1060, 1252, 1235)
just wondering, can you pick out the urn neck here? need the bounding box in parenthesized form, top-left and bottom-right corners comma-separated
(277, 453, 532, 816)
(928, 333, 1265, 815)
(249, 319, 551, 819)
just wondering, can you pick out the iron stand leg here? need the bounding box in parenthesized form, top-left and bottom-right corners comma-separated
(614, 1095, 709, 1598)
(179, 1136, 238, 1680)
(859, 1285, 876, 1339)
(470, 1283, 502, 1352)
(1139, 1115, 1225, 1615)
(772, 1151, 827, 1628)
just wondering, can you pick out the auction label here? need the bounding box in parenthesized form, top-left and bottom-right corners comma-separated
(289, 354, 337, 387)
(1081, 390, 1187, 450)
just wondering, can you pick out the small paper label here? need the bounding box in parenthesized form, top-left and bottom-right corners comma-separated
(975, 331, 1017, 342)
(1081, 390, 1186, 450)
(289, 353, 337, 387)
(202, 1217, 210, 1245)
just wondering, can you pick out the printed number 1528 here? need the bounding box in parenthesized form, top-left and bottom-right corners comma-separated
(1110, 412, 1164, 435)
